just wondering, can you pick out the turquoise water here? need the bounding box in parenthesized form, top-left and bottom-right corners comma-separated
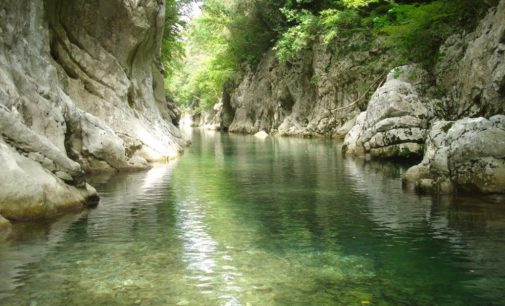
(1, 129, 505, 305)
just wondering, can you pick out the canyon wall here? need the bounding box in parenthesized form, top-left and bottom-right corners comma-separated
(209, 0, 505, 194)
(220, 35, 396, 137)
(0, 0, 185, 237)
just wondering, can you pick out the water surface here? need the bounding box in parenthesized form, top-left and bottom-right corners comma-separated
(1, 129, 505, 305)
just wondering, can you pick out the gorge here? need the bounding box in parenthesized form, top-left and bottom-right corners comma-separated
(1, 0, 505, 304)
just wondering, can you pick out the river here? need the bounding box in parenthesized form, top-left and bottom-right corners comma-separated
(1, 129, 505, 305)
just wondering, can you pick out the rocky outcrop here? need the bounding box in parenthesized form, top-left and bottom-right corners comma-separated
(219, 0, 504, 140)
(342, 65, 430, 159)
(197, 102, 224, 130)
(0, 0, 185, 231)
(343, 1, 505, 194)
(403, 116, 505, 194)
(221, 35, 396, 137)
(47, 0, 186, 162)
(399, 2, 505, 195)
(435, 0, 505, 118)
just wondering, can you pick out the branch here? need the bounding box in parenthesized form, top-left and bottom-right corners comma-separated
(329, 73, 386, 112)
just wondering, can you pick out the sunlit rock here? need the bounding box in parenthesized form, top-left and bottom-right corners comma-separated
(254, 131, 269, 139)
(343, 65, 430, 160)
(0, 137, 98, 220)
(199, 102, 224, 130)
(0, 0, 185, 221)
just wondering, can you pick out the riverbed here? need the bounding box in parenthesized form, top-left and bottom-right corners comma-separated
(1, 129, 505, 305)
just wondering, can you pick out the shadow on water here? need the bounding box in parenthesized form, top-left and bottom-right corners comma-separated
(1, 128, 505, 305)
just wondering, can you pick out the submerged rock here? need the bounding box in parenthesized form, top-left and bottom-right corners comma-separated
(403, 116, 505, 194)
(342, 65, 430, 160)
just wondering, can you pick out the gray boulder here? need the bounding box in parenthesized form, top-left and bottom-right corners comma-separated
(403, 116, 505, 194)
(343, 65, 430, 159)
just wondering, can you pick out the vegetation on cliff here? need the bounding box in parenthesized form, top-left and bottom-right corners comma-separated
(162, 0, 496, 111)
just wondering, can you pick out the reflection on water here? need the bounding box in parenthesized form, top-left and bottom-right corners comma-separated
(344, 158, 432, 230)
(1, 128, 505, 305)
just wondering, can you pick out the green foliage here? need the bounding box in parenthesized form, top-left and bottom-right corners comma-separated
(273, 7, 363, 62)
(272, 0, 491, 64)
(319, 9, 361, 44)
(441, 122, 454, 133)
(376, 0, 490, 65)
(162, 0, 495, 110)
(166, 0, 285, 111)
(341, 0, 379, 8)
(162, 0, 195, 79)
(392, 145, 415, 160)
(392, 67, 403, 79)
(273, 9, 318, 62)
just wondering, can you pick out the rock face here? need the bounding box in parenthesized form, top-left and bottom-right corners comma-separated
(47, 0, 186, 162)
(342, 65, 430, 159)
(197, 102, 224, 130)
(221, 35, 395, 137)
(344, 1, 505, 194)
(403, 116, 505, 194)
(400, 2, 505, 195)
(0, 0, 185, 230)
(218, 0, 504, 140)
(436, 0, 505, 118)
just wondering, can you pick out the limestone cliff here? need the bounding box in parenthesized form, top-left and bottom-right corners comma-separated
(0, 0, 185, 236)
(219, 34, 396, 137)
(402, 1, 505, 194)
(208, 0, 505, 194)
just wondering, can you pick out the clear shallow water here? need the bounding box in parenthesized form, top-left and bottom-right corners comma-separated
(1, 129, 505, 305)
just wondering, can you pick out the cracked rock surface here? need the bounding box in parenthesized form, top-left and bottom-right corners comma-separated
(342, 65, 430, 160)
(0, 0, 185, 231)
(403, 116, 505, 194)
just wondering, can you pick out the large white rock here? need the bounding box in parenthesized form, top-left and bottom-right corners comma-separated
(0, 138, 98, 221)
(342, 112, 367, 156)
(343, 65, 429, 159)
(254, 130, 269, 139)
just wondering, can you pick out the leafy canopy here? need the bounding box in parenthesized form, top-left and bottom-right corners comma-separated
(161, 0, 494, 110)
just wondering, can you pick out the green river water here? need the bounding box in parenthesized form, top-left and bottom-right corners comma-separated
(1, 129, 505, 305)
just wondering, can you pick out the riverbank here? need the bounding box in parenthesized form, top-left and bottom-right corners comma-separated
(193, 0, 505, 196)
